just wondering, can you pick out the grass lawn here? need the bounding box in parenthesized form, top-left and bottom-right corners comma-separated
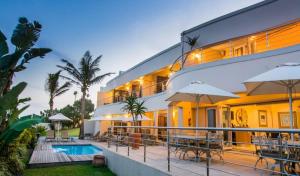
(24, 164, 115, 176)
(62, 128, 79, 137)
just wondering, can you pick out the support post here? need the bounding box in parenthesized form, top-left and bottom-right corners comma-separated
(144, 139, 146, 162)
(167, 130, 170, 172)
(206, 133, 211, 176)
(116, 135, 119, 152)
(288, 86, 294, 141)
(108, 127, 111, 148)
(278, 135, 284, 176)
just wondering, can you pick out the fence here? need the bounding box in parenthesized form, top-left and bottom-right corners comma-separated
(105, 126, 300, 176)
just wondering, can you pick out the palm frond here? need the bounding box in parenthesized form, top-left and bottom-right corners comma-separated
(59, 75, 81, 86)
(57, 59, 82, 81)
(54, 82, 71, 97)
(90, 72, 114, 85)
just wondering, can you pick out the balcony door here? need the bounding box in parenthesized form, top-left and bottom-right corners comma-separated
(156, 76, 168, 93)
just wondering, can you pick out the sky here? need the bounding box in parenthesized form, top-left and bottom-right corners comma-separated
(0, 0, 262, 115)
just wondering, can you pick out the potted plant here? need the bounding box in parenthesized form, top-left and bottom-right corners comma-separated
(122, 94, 147, 149)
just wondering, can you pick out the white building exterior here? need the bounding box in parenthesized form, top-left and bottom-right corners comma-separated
(91, 0, 300, 139)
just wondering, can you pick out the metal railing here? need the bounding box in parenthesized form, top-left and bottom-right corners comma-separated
(103, 126, 300, 176)
(101, 80, 168, 105)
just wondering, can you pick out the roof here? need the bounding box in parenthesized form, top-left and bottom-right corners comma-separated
(182, 0, 276, 35)
(106, 43, 181, 86)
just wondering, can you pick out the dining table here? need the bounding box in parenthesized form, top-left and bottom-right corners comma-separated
(172, 134, 212, 161)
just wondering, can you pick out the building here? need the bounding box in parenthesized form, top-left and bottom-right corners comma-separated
(92, 0, 300, 144)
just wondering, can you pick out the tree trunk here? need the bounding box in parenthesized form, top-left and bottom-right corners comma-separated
(79, 90, 86, 139)
(49, 97, 54, 116)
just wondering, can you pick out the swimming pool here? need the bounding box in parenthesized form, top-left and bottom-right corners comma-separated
(52, 144, 102, 155)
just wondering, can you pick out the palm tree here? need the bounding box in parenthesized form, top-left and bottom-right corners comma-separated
(134, 100, 147, 119)
(57, 51, 113, 139)
(122, 94, 147, 128)
(45, 71, 71, 115)
(122, 95, 138, 122)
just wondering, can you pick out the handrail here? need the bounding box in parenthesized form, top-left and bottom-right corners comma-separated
(100, 79, 168, 105)
(112, 126, 300, 133)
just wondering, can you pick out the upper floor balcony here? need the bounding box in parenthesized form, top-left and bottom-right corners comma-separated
(181, 21, 300, 68)
(97, 66, 173, 106)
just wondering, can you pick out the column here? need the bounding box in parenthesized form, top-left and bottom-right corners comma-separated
(167, 105, 173, 127)
(178, 107, 183, 127)
(153, 111, 159, 136)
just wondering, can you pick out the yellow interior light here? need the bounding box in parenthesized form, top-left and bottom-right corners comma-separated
(195, 53, 201, 59)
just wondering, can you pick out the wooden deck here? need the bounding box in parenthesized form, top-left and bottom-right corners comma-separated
(29, 138, 101, 166)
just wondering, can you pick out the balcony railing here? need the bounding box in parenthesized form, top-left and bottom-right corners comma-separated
(182, 21, 300, 68)
(101, 80, 168, 105)
(104, 126, 300, 176)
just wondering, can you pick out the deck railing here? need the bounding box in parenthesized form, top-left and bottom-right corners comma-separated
(101, 80, 168, 105)
(105, 126, 300, 176)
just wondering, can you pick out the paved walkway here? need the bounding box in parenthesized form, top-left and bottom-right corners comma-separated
(95, 142, 275, 176)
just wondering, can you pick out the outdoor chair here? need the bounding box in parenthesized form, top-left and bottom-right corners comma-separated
(45, 130, 55, 142)
(206, 133, 224, 161)
(253, 136, 288, 174)
(98, 132, 109, 142)
(91, 131, 100, 141)
(84, 133, 92, 139)
(61, 131, 70, 142)
(284, 144, 300, 174)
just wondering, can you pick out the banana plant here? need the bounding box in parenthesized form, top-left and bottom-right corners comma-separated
(0, 17, 52, 95)
(0, 82, 42, 146)
(0, 82, 28, 126)
(0, 114, 42, 144)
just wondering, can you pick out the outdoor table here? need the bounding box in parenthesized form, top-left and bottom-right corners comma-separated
(172, 135, 207, 161)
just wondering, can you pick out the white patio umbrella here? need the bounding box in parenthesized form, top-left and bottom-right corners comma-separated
(244, 63, 300, 131)
(49, 113, 72, 138)
(166, 81, 239, 128)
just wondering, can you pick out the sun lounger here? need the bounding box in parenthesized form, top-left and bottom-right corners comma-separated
(61, 131, 70, 142)
(45, 130, 55, 142)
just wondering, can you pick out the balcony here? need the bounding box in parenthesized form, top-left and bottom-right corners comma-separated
(182, 21, 300, 69)
(99, 79, 168, 106)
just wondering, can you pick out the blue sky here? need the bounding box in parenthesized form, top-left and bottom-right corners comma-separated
(0, 0, 262, 115)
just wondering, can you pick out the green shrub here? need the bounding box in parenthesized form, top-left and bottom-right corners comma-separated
(35, 125, 47, 136)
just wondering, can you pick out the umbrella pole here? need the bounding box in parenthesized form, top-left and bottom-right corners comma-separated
(196, 95, 200, 136)
(288, 86, 294, 141)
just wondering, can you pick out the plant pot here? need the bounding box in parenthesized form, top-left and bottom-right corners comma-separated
(130, 133, 141, 149)
(92, 155, 106, 167)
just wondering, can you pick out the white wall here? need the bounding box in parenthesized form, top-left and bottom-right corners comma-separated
(84, 119, 95, 135)
(103, 148, 170, 176)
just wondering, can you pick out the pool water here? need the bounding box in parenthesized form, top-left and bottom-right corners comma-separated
(52, 145, 102, 155)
